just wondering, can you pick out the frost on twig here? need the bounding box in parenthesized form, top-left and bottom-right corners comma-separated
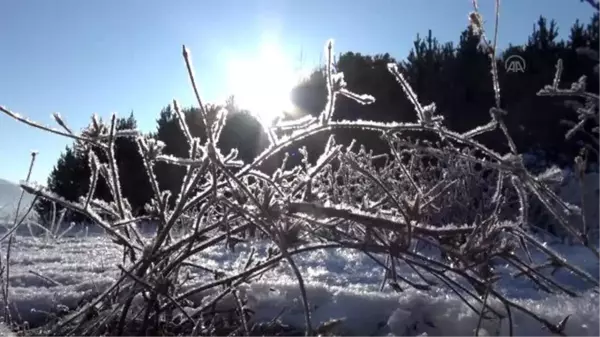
(0, 30, 597, 336)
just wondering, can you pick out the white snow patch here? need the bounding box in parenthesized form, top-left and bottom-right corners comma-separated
(0, 234, 595, 336)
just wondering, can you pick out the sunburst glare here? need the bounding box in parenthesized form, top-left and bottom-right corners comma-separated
(225, 41, 306, 127)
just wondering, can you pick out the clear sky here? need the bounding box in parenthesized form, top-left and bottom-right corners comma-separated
(0, 0, 595, 184)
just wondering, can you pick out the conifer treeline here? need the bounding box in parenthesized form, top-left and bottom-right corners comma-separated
(35, 14, 599, 223)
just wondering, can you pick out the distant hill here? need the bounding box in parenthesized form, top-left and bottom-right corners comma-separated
(0, 178, 37, 224)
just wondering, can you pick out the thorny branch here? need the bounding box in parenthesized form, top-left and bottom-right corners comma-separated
(0, 4, 598, 334)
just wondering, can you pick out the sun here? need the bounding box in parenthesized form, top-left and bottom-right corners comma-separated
(225, 42, 302, 126)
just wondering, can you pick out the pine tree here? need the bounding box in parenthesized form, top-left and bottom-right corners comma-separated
(35, 113, 152, 224)
(35, 146, 90, 224)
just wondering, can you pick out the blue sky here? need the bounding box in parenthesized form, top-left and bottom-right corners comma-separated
(0, 0, 595, 184)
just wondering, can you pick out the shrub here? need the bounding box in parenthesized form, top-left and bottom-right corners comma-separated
(0, 2, 598, 335)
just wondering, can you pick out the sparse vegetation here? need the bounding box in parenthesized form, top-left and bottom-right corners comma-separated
(0, 1, 598, 336)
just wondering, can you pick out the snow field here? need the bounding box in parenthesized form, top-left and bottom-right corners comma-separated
(0, 231, 597, 336)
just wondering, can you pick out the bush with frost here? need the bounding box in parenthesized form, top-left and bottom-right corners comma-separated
(0, 1, 597, 335)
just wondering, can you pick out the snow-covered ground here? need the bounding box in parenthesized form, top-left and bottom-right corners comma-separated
(0, 229, 597, 336)
(0, 167, 597, 335)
